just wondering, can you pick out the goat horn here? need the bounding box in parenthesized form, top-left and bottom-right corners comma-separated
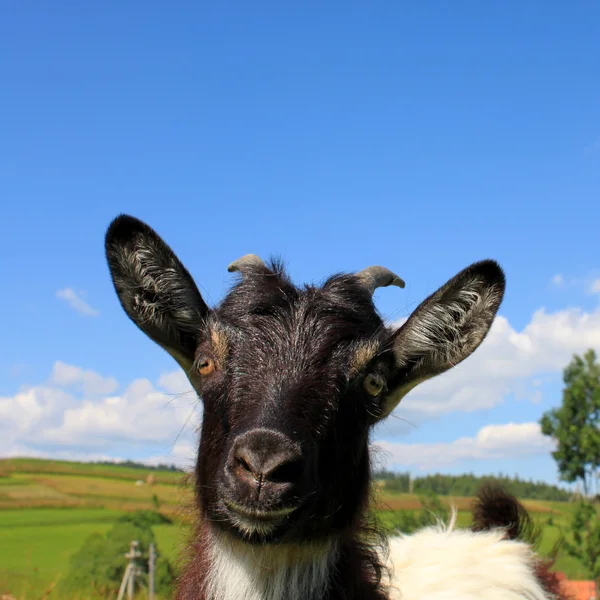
(227, 254, 266, 273)
(355, 266, 405, 294)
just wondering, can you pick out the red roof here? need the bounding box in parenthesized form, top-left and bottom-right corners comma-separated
(553, 572, 597, 600)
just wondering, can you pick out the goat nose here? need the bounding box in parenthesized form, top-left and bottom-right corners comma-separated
(227, 429, 304, 493)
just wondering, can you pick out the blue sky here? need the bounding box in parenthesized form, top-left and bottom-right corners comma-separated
(1, 2, 599, 487)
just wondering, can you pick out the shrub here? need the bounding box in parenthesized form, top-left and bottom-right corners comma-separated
(60, 511, 174, 597)
(390, 493, 450, 535)
(118, 509, 172, 527)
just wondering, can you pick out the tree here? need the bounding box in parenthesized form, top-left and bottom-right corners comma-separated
(539, 349, 600, 497)
(540, 349, 600, 597)
(562, 500, 600, 595)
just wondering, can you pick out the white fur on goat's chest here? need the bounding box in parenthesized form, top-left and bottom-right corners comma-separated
(204, 534, 336, 600)
(385, 526, 552, 600)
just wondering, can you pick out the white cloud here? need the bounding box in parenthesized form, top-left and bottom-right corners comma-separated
(157, 370, 193, 396)
(0, 363, 201, 465)
(548, 271, 600, 297)
(40, 378, 196, 447)
(144, 440, 198, 472)
(50, 361, 119, 396)
(378, 305, 600, 434)
(588, 279, 600, 295)
(56, 288, 99, 317)
(374, 422, 555, 471)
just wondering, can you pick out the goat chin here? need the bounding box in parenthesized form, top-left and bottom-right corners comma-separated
(201, 512, 555, 600)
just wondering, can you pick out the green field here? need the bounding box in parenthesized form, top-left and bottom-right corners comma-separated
(0, 458, 592, 598)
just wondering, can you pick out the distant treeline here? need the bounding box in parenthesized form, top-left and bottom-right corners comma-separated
(92, 459, 184, 472)
(375, 471, 571, 501)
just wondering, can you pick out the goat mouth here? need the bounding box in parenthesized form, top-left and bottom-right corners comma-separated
(221, 499, 300, 539)
(223, 499, 298, 521)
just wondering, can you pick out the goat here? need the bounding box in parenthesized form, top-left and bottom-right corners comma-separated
(105, 215, 565, 600)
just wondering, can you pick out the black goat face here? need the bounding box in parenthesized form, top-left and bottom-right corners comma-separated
(194, 275, 394, 542)
(105, 215, 505, 544)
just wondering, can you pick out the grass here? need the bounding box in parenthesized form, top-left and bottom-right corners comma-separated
(0, 466, 193, 514)
(153, 523, 188, 564)
(0, 514, 189, 598)
(0, 459, 189, 598)
(0, 457, 594, 598)
(0, 458, 184, 485)
(0, 508, 125, 528)
(29, 474, 184, 505)
(1, 521, 116, 596)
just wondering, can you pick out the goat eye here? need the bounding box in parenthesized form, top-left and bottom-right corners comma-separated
(197, 357, 216, 377)
(363, 372, 385, 396)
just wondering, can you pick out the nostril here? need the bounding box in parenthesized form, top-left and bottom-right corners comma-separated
(236, 456, 252, 473)
(268, 459, 304, 484)
(233, 453, 260, 481)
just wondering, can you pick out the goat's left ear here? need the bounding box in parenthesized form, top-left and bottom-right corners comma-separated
(379, 260, 505, 419)
(105, 214, 210, 372)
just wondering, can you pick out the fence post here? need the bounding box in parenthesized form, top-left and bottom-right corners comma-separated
(149, 543, 156, 600)
(117, 540, 141, 600)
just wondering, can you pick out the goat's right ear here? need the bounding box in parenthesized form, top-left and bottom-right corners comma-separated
(379, 260, 505, 419)
(105, 215, 210, 371)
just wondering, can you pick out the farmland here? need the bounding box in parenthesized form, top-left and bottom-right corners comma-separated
(0, 458, 592, 598)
